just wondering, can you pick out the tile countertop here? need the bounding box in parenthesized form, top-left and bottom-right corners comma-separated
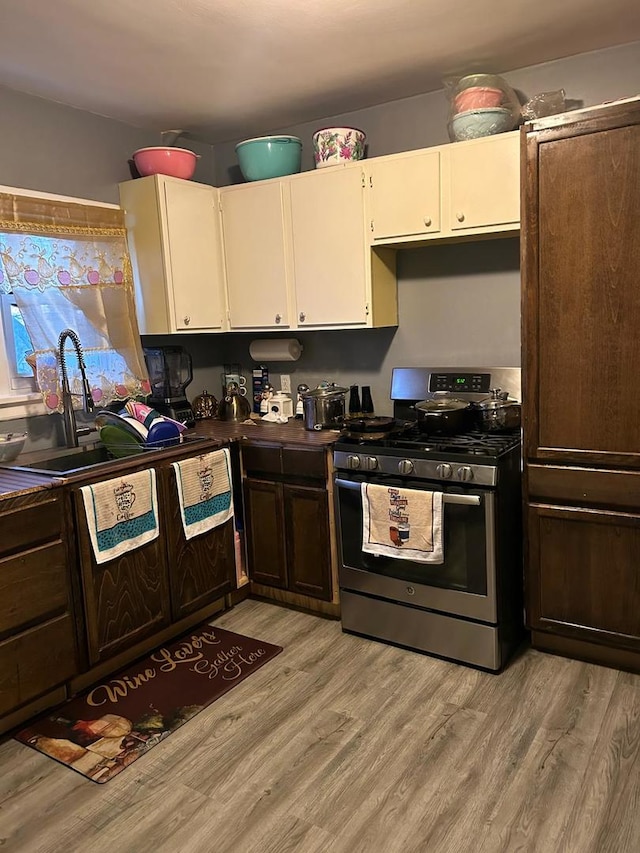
(193, 416, 341, 447)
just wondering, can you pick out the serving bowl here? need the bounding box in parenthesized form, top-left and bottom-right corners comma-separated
(132, 147, 200, 180)
(454, 86, 503, 113)
(235, 136, 302, 182)
(312, 127, 366, 168)
(0, 432, 27, 462)
(451, 108, 515, 141)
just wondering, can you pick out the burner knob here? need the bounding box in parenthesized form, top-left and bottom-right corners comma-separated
(398, 459, 415, 475)
(457, 466, 474, 482)
(365, 456, 379, 471)
(436, 463, 453, 479)
(347, 455, 361, 470)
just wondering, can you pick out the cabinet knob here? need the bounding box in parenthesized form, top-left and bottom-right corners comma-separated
(299, 312, 306, 323)
(275, 313, 281, 324)
(424, 216, 432, 227)
(184, 316, 191, 325)
(456, 211, 465, 223)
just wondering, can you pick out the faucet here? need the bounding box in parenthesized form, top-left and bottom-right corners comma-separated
(57, 329, 96, 448)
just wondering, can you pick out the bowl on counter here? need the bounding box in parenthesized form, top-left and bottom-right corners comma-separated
(235, 136, 302, 182)
(0, 432, 27, 462)
(312, 126, 366, 168)
(132, 147, 200, 180)
(450, 108, 515, 141)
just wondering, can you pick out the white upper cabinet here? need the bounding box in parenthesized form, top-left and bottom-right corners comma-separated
(366, 149, 441, 241)
(446, 131, 520, 233)
(220, 181, 293, 330)
(364, 130, 520, 246)
(119, 175, 227, 334)
(288, 166, 397, 329)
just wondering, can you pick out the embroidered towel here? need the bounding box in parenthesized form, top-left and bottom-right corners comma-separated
(80, 469, 159, 565)
(361, 483, 444, 564)
(172, 448, 234, 540)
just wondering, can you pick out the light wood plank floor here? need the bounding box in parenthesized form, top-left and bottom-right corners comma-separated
(2, 599, 640, 852)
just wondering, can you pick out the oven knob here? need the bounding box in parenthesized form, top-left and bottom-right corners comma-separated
(398, 459, 414, 475)
(457, 466, 474, 481)
(365, 456, 379, 471)
(436, 463, 453, 479)
(347, 455, 361, 470)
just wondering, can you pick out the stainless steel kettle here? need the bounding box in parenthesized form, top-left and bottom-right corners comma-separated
(218, 390, 251, 422)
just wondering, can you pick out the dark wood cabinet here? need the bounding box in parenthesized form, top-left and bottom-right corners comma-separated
(0, 490, 78, 733)
(73, 443, 236, 668)
(242, 443, 334, 604)
(522, 97, 640, 670)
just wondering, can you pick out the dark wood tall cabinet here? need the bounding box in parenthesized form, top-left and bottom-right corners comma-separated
(522, 97, 640, 670)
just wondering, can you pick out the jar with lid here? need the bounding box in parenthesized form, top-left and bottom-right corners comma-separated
(192, 389, 218, 419)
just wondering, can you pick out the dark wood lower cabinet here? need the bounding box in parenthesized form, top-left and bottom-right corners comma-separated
(527, 502, 640, 664)
(0, 490, 79, 734)
(242, 444, 334, 603)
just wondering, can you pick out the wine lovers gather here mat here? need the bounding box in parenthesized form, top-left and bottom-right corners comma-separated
(15, 625, 283, 783)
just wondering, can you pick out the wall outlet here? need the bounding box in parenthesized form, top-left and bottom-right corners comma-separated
(280, 374, 291, 394)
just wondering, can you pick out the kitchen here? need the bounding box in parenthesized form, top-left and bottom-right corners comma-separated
(1, 1, 640, 849)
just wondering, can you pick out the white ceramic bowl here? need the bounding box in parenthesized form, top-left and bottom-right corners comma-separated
(312, 127, 366, 168)
(0, 432, 27, 462)
(451, 108, 515, 141)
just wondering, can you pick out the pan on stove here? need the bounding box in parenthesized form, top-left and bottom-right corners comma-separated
(339, 416, 412, 440)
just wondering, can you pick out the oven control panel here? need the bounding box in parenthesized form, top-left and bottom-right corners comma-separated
(429, 372, 491, 394)
(334, 451, 499, 487)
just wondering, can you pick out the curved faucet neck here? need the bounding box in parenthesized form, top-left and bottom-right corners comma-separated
(57, 328, 95, 448)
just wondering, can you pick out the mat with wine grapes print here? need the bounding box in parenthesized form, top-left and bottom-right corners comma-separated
(14, 624, 282, 783)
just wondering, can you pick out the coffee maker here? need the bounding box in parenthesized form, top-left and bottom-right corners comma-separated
(143, 346, 195, 427)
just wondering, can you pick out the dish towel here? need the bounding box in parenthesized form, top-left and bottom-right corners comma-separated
(361, 482, 444, 563)
(80, 469, 159, 565)
(172, 448, 234, 540)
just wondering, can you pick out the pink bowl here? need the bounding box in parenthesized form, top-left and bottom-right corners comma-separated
(454, 86, 503, 113)
(132, 147, 199, 180)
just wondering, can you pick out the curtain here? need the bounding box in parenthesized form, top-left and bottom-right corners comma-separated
(0, 193, 150, 413)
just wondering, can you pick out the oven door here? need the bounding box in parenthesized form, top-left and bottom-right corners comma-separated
(335, 473, 497, 622)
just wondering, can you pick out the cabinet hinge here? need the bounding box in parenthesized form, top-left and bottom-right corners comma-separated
(370, 219, 374, 232)
(218, 200, 223, 213)
(361, 173, 366, 188)
(365, 303, 370, 316)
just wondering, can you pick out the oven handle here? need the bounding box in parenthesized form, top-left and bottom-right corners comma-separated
(334, 478, 481, 506)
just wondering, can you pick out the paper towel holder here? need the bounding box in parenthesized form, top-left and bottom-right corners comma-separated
(249, 338, 303, 362)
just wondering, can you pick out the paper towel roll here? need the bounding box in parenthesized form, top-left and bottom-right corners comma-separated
(249, 338, 303, 362)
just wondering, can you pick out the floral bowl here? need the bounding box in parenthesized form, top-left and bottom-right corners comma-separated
(312, 127, 366, 169)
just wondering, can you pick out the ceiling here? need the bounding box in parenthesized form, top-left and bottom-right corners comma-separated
(2, 0, 640, 144)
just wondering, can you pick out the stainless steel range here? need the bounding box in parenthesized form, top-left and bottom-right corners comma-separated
(334, 367, 523, 671)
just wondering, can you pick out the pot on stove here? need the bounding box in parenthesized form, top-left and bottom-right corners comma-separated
(413, 396, 473, 434)
(473, 389, 521, 433)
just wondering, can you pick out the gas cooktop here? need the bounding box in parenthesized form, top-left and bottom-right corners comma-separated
(336, 428, 521, 458)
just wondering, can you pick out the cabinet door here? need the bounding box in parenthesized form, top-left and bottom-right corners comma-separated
(74, 492, 171, 666)
(162, 179, 226, 331)
(448, 132, 520, 231)
(289, 167, 368, 327)
(161, 467, 236, 621)
(367, 150, 441, 240)
(243, 478, 287, 588)
(222, 182, 291, 329)
(527, 503, 640, 650)
(523, 117, 640, 467)
(284, 484, 332, 601)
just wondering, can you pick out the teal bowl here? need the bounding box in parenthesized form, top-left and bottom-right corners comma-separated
(235, 135, 302, 182)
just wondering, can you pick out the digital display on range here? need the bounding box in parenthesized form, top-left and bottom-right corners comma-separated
(429, 372, 491, 393)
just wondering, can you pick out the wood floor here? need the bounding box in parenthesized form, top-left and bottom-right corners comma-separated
(2, 599, 640, 853)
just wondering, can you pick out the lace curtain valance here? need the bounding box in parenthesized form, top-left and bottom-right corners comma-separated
(0, 193, 150, 413)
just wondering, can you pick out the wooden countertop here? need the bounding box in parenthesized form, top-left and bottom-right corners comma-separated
(193, 417, 341, 447)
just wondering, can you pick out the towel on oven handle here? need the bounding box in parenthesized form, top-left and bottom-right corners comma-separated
(361, 482, 443, 563)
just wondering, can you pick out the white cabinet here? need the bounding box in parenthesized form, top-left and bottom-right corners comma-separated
(220, 181, 293, 330)
(119, 176, 227, 334)
(366, 149, 441, 241)
(288, 166, 397, 329)
(446, 132, 520, 233)
(365, 130, 520, 246)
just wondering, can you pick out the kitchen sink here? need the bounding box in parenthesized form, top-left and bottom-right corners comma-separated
(2, 435, 209, 477)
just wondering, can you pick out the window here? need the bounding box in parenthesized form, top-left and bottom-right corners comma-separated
(0, 293, 35, 391)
